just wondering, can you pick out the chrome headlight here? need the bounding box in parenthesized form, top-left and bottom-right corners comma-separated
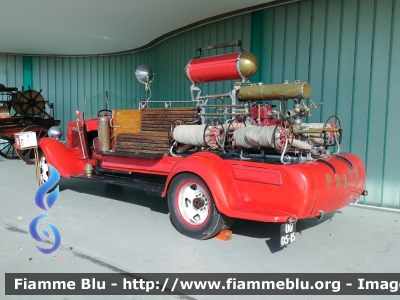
(48, 126, 62, 140)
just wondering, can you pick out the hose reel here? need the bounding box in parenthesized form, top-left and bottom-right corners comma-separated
(10, 90, 45, 116)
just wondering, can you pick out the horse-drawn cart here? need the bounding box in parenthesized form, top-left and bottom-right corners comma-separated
(0, 85, 60, 164)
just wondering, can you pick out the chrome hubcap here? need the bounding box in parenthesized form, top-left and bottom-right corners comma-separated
(177, 182, 209, 225)
(39, 156, 49, 183)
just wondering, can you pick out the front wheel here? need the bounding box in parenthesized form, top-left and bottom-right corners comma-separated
(168, 173, 226, 240)
(39, 153, 50, 185)
(38, 151, 57, 192)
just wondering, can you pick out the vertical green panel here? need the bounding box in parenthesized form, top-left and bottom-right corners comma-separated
(82, 58, 92, 117)
(1, 55, 23, 114)
(114, 55, 120, 109)
(307, 0, 327, 123)
(138, 51, 145, 103)
(223, 17, 233, 93)
(90, 57, 98, 114)
(251, 10, 263, 83)
(69, 57, 78, 122)
(23, 56, 32, 90)
(261, 9, 274, 84)
(382, 0, 400, 208)
(126, 54, 137, 109)
(215, 20, 225, 95)
(62, 58, 71, 127)
(119, 55, 124, 106)
(40, 57, 49, 100)
(295, 0, 312, 82)
(5, 56, 17, 88)
(103, 56, 110, 104)
(351, 0, 374, 165)
(55, 57, 64, 123)
(208, 22, 217, 97)
(336, 0, 358, 153)
(365, 0, 392, 206)
(0, 56, 6, 84)
(31, 57, 41, 93)
(184, 31, 191, 100)
(47, 57, 56, 119)
(271, 5, 285, 84)
(15, 57, 24, 90)
(171, 36, 177, 102)
(109, 56, 116, 110)
(97, 56, 104, 105)
(89, 57, 95, 116)
(320, 0, 341, 123)
(166, 39, 172, 103)
(126, 54, 132, 107)
(242, 14, 252, 54)
(283, 3, 298, 82)
(77, 57, 85, 118)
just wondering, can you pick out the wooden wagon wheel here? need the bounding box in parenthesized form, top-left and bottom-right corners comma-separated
(16, 125, 48, 164)
(19, 90, 45, 115)
(0, 137, 19, 159)
(9, 92, 23, 115)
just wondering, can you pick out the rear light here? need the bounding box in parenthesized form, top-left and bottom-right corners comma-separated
(287, 215, 297, 224)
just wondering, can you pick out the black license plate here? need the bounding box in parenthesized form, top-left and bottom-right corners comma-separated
(280, 223, 296, 247)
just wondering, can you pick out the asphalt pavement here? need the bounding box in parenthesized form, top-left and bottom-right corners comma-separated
(1, 156, 399, 300)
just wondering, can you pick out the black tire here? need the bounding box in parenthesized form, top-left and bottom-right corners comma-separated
(168, 173, 225, 240)
(222, 215, 236, 230)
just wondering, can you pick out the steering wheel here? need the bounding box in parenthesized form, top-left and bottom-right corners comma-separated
(98, 109, 112, 117)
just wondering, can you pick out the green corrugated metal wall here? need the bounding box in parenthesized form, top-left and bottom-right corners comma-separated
(0, 56, 23, 88)
(249, 0, 400, 208)
(151, 14, 252, 103)
(30, 51, 156, 123)
(0, 0, 399, 209)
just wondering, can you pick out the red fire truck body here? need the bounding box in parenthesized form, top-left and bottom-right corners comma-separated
(36, 42, 367, 244)
(41, 133, 365, 222)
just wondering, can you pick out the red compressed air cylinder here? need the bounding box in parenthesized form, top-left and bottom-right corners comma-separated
(185, 51, 258, 84)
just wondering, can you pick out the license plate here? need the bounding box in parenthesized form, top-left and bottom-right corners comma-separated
(280, 223, 296, 247)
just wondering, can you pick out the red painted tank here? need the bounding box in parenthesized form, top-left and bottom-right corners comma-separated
(251, 105, 279, 126)
(185, 51, 258, 84)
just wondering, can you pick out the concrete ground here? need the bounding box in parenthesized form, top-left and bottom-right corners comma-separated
(1, 156, 399, 300)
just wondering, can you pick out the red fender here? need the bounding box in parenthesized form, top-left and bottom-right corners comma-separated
(38, 138, 89, 178)
(163, 152, 243, 218)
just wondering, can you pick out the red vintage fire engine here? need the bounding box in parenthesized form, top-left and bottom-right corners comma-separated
(37, 41, 367, 246)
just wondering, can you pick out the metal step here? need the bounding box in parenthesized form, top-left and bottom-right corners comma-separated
(70, 173, 165, 196)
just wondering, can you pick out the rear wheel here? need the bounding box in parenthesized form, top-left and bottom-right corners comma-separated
(168, 173, 225, 240)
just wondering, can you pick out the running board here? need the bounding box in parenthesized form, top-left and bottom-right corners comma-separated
(70, 174, 165, 196)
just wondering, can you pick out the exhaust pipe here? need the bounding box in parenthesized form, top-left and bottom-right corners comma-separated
(316, 210, 324, 221)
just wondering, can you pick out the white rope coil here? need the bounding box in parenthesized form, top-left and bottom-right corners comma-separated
(310, 137, 325, 145)
(233, 126, 276, 149)
(173, 125, 207, 146)
(291, 139, 313, 150)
